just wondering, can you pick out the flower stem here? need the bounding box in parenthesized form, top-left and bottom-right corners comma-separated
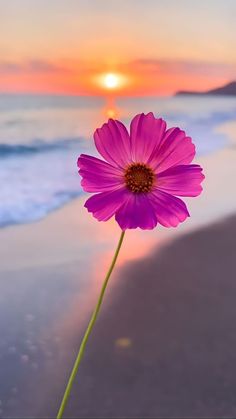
(56, 230, 125, 419)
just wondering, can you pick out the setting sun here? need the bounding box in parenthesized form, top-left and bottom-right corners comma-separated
(103, 73, 120, 89)
(94, 72, 128, 93)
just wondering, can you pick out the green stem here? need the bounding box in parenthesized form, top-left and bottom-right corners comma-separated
(57, 230, 126, 419)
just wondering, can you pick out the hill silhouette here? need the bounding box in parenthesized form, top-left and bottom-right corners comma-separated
(176, 81, 236, 96)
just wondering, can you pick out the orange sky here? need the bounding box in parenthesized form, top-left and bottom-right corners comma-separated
(1, 0, 236, 96)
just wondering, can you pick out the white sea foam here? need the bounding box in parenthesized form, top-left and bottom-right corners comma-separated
(0, 138, 90, 227)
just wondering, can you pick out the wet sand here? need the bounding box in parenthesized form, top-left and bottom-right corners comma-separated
(53, 214, 236, 418)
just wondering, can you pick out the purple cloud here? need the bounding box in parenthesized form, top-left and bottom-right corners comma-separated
(0, 60, 67, 74)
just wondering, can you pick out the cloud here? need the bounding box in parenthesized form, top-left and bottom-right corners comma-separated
(0, 60, 67, 74)
(129, 58, 236, 78)
(27, 60, 66, 73)
(0, 62, 21, 74)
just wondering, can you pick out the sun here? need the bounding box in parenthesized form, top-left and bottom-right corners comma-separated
(103, 73, 120, 89)
(101, 73, 121, 90)
(94, 72, 128, 92)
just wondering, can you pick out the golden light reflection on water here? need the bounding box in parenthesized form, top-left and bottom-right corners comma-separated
(102, 96, 120, 120)
(105, 107, 118, 119)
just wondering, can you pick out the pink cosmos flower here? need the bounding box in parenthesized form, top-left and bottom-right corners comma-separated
(77, 112, 204, 230)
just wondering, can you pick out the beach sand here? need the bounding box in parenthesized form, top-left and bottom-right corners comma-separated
(0, 146, 236, 417)
(63, 214, 236, 418)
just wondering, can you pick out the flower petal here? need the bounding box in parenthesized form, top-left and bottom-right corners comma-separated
(130, 112, 166, 163)
(115, 193, 158, 230)
(151, 128, 196, 173)
(84, 188, 127, 221)
(94, 119, 131, 168)
(78, 154, 124, 192)
(157, 164, 205, 197)
(149, 189, 190, 227)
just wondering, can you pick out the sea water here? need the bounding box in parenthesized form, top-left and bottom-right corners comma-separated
(0, 93, 235, 228)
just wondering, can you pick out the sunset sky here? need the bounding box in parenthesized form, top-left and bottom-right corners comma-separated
(1, 0, 236, 95)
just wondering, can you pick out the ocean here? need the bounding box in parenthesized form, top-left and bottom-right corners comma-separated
(0, 93, 235, 228)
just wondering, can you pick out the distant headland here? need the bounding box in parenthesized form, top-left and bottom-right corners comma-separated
(175, 81, 236, 96)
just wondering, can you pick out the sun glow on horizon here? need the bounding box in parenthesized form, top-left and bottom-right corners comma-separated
(103, 73, 120, 89)
(94, 72, 128, 92)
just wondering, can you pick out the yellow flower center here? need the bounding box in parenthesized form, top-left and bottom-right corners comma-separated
(124, 163, 155, 193)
